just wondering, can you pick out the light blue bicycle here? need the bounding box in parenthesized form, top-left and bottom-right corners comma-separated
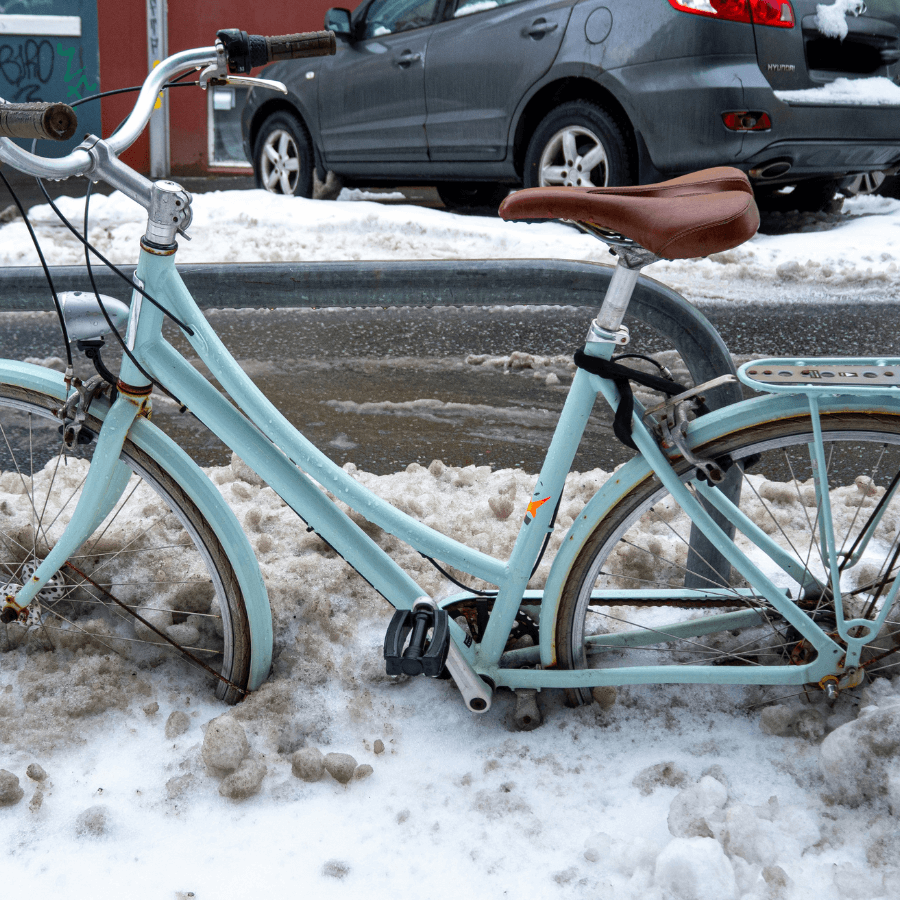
(1, 31, 898, 715)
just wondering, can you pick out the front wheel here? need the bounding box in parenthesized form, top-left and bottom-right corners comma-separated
(523, 101, 633, 190)
(0, 385, 253, 702)
(254, 111, 314, 198)
(556, 411, 900, 706)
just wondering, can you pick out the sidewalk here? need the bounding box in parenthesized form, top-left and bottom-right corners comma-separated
(0, 164, 445, 216)
(0, 164, 255, 213)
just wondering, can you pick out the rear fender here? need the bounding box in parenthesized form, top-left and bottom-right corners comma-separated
(540, 390, 900, 669)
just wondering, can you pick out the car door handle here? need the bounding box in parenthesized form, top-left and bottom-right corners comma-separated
(523, 19, 559, 39)
(395, 51, 423, 68)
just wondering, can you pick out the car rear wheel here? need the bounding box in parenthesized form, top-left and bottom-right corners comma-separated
(840, 170, 900, 200)
(523, 101, 632, 190)
(436, 182, 509, 212)
(840, 170, 888, 197)
(754, 178, 841, 214)
(254, 112, 314, 198)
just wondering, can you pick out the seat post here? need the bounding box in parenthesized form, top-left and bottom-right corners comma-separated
(588, 246, 659, 350)
(594, 258, 641, 334)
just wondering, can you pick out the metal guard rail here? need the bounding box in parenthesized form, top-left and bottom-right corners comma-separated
(0, 257, 739, 402)
(0, 258, 740, 583)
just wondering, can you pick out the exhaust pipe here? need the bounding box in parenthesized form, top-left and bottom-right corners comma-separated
(749, 160, 792, 180)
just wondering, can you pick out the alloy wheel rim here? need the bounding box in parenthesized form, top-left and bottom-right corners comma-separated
(261, 129, 301, 195)
(844, 170, 887, 196)
(539, 125, 608, 188)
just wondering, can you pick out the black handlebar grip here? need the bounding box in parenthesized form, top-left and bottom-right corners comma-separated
(217, 28, 335, 73)
(264, 31, 336, 63)
(0, 102, 77, 142)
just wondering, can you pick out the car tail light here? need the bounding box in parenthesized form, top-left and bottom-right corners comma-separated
(667, 1, 751, 24)
(668, 0, 794, 28)
(722, 111, 772, 131)
(749, 0, 794, 28)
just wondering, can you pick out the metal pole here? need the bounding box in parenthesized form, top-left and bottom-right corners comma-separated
(145, 0, 169, 178)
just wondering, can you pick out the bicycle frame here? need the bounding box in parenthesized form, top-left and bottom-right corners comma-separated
(6, 38, 896, 711)
(8, 248, 900, 706)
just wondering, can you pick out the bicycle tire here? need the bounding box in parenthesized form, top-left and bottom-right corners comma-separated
(556, 410, 900, 706)
(0, 384, 252, 703)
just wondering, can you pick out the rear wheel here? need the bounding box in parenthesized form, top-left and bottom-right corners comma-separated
(523, 101, 633, 190)
(0, 385, 252, 702)
(840, 170, 888, 197)
(556, 411, 900, 706)
(254, 111, 314, 198)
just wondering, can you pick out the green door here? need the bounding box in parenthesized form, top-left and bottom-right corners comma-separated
(0, 0, 101, 157)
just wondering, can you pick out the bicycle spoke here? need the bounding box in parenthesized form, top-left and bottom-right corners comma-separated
(42, 464, 91, 535)
(35, 618, 221, 655)
(82, 476, 141, 556)
(0, 417, 45, 554)
(838, 444, 887, 563)
(742, 470, 819, 587)
(36, 429, 67, 545)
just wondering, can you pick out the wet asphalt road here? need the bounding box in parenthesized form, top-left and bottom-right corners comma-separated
(2, 175, 897, 473)
(3, 294, 898, 475)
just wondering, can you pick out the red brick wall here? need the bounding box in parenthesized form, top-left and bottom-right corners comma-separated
(98, 1, 338, 175)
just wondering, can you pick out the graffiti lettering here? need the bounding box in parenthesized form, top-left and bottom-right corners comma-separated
(147, 0, 163, 60)
(56, 43, 97, 100)
(0, 39, 54, 100)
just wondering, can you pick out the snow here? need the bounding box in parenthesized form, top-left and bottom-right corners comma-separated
(776, 76, 900, 107)
(3, 188, 900, 893)
(2, 186, 900, 303)
(454, 0, 500, 18)
(815, 0, 867, 40)
(3, 448, 900, 895)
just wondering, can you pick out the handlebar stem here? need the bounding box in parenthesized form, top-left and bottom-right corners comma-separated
(81, 137, 153, 207)
(79, 136, 192, 247)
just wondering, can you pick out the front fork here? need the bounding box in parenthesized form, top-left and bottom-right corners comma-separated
(1, 390, 144, 621)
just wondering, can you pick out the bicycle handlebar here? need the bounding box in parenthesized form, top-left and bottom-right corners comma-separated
(0, 102, 78, 142)
(0, 29, 335, 182)
(0, 46, 218, 180)
(217, 29, 336, 74)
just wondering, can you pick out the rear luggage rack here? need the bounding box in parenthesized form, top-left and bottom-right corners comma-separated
(739, 358, 900, 393)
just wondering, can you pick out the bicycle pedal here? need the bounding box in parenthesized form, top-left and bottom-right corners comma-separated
(384, 604, 450, 678)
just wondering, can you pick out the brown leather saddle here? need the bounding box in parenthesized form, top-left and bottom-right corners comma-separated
(498, 167, 760, 260)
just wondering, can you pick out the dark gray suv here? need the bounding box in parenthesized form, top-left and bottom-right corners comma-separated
(241, 0, 900, 210)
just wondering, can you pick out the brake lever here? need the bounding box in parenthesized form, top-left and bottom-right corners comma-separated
(199, 67, 287, 94)
(198, 40, 287, 93)
(225, 74, 287, 93)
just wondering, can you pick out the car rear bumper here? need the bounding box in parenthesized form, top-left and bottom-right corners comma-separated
(740, 97, 900, 182)
(743, 138, 900, 183)
(612, 56, 900, 182)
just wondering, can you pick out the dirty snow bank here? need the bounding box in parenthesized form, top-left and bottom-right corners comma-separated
(2, 453, 900, 896)
(2, 188, 900, 302)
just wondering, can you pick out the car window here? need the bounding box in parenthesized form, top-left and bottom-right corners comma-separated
(452, 0, 525, 18)
(360, 0, 440, 38)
